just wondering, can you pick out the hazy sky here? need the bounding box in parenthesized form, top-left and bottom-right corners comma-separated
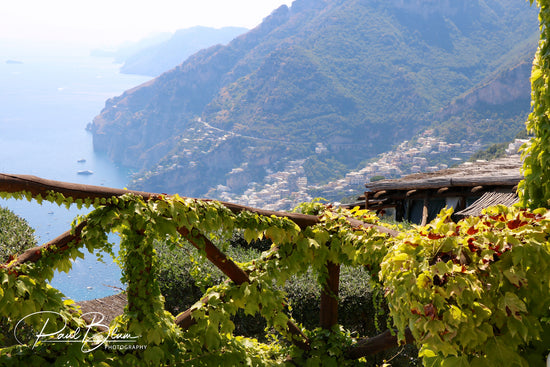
(0, 0, 293, 47)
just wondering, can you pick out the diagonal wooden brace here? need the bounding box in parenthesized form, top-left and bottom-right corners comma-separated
(175, 226, 310, 350)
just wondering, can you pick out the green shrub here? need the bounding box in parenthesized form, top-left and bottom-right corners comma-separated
(369, 175, 386, 182)
(468, 142, 508, 162)
(0, 206, 37, 347)
(155, 236, 379, 334)
(0, 206, 37, 263)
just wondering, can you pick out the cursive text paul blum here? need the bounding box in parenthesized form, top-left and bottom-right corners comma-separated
(14, 311, 144, 353)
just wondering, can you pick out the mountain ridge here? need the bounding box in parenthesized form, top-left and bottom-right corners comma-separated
(119, 26, 249, 77)
(90, 0, 538, 202)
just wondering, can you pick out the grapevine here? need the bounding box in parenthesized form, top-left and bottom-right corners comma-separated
(0, 187, 548, 366)
(520, 0, 550, 208)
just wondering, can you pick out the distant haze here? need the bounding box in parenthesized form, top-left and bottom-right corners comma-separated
(0, 0, 293, 47)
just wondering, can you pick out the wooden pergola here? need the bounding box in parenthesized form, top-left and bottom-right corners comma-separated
(351, 156, 522, 225)
(0, 173, 405, 359)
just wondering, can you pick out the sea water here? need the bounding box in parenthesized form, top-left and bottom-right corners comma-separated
(0, 41, 150, 301)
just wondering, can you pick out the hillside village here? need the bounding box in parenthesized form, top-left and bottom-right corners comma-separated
(206, 131, 526, 211)
(132, 113, 527, 211)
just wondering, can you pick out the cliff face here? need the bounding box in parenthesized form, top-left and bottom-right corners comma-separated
(90, 0, 538, 196)
(428, 48, 535, 146)
(445, 60, 533, 116)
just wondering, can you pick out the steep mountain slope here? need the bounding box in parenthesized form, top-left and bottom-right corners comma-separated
(431, 57, 534, 146)
(90, 0, 538, 198)
(120, 26, 248, 77)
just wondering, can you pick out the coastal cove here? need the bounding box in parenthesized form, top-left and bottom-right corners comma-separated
(0, 41, 150, 301)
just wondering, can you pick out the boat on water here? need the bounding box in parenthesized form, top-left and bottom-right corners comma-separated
(77, 158, 86, 163)
(77, 170, 94, 175)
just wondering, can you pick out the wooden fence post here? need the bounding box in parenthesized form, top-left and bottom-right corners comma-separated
(320, 261, 340, 330)
(421, 195, 430, 226)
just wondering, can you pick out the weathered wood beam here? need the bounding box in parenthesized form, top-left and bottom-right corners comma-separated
(319, 261, 340, 330)
(394, 187, 474, 201)
(366, 178, 451, 191)
(0, 173, 388, 232)
(471, 185, 484, 193)
(366, 198, 390, 205)
(215, 199, 321, 230)
(421, 195, 429, 226)
(452, 177, 520, 187)
(0, 173, 318, 229)
(0, 173, 160, 201)
(366, 176, 521, 192)
(176, 227, 249, 285)
(373, 190, 387, 199)
(437, 187, 449, 195)
(346, 328, 414, 359)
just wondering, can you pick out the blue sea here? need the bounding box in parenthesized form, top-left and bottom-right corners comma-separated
(0, 40, 150, 301)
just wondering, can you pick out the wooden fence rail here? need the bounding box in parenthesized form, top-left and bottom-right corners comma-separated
(0, 173, 410, 359)
(0, 173, 397, 236)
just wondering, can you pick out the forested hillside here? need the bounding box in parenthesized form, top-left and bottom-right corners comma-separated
(90, 0, 538, 199)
